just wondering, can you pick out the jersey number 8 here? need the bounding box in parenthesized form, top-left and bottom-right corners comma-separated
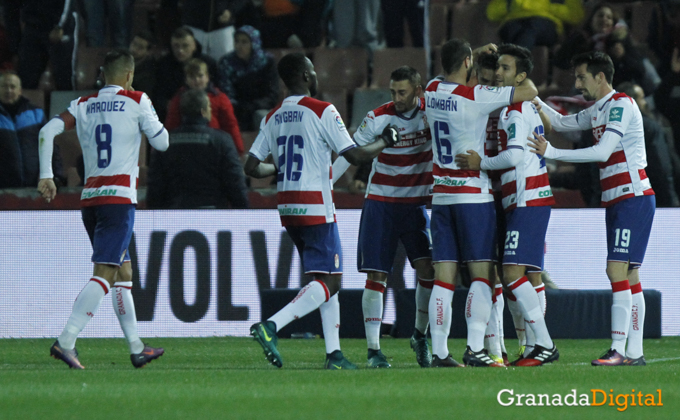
(95, 124, 113, 168)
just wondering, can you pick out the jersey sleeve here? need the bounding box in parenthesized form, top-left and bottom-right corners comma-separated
(537, 97, 592, 132)
(249, 117, 271, 161)
(504, 106, 526, 151)
(320, 104, 356, 154)
(138, 93, 166, 139)
(473, 85, 515, 115)
(352, 110, 380, 146)
(604, 97, 634, 138)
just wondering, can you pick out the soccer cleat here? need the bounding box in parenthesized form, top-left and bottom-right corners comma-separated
(431, 354, 465, 368)
(410, 332, 432, 368)
(517, 345, 526, 359)
(463, 346, 506, 367)
(50, 340, 84, 369)
(250, 321, 282, 368)
(489, 353, 505, 366)
(514, 344, 559, 366)
(502, 352, 509, 366)
(131, 345, 164, 368)
(623, 355, 646, 366)
(591, 348, 625, 366)
(325, 350, 357, 370)
(367, 349, 391, 368)
(508, 355, 524, 366)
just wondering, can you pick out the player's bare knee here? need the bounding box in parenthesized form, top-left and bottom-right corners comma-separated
(367, 271, 388, 283)
(116, 262, 133, 283)
(606, 261, 629, 283)
(319, 274, 342, 296)
(93, 263, 119, 284)
(502, 264, 526, 284)
(527, 271, 542, 287)
(414, 259, 434, 280)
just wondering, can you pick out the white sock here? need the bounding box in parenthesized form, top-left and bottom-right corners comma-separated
(465, 278, 493, 352)
(362, 280, 384, 350)
(535, 283, 546, 316)
(58, 277, 110, 349)
(112, 281, 144, 354)
(485, 296, 502, 357)
(319, 293, 341, 354)
(429, 280, 454, 359)
(626, 283, 645, 359)
(508, 276, 553, 350)
(269, 280, 329, 331)
(415, 278, 434, 334)
(611, 280, 632, 355)
(495, 285, 506, 354)
(506, 292, 526, 347)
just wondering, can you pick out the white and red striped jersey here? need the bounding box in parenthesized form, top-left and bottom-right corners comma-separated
(485, 108, 502, 192)
(542, 91, 654, 206)
(353, 98, 432, 204)
(250, 95, 356, 226)
(424, 79, 515, 204)
(67, 85, 166, 206)
(496, 101, 554, 211)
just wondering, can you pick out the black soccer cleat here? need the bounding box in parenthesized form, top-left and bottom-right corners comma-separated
(50, 340, 85, 369)
(131, 344, 164, 368)
(463, 346, 506, 367)
(431, 354, 465, 368)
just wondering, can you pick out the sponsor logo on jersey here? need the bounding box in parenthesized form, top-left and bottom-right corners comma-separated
(434, 178, 467, 187)
(609, 107, 623, 122)
(81, 189, 118, 199)
(278, 207, 308, 216)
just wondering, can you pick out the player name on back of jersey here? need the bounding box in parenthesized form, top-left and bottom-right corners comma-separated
(427, 97, 458, 111)
(274, 110, 304, 125)
(86, 100, 127, 115)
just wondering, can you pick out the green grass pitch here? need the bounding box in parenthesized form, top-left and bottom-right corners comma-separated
(1, 337, 678, 420)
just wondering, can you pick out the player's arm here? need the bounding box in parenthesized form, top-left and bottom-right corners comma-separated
(456, 109, 524, 170)
(532, 98, 553, 134)
(37, 111, 75, 202)
(332, 112, 380, 184)
(511, 77, 539, 104)
(342, 125, 399, 166)
(529, 129, 620, 162)
(139, 93, 169, 151)
(244, 122, 276, 178)
(534, 97, 589, 132)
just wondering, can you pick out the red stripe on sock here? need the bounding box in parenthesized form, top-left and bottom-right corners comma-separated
(630, 283, 643, 294)
(495, 285, 503, 296)
(508, 276, 528, 290)
(434, 279, 455, 291)
(611, 279, 631, 293)
(91, 278, 109, 294)
(534, 286, 545, 293)
(472, 277, 491, 288)
(418, 279, 434, 289)
(365, 280, 386, 293)
(314, 279, 330, 302)
(114, 285, 132, 290)
(492, 294, 497, 304)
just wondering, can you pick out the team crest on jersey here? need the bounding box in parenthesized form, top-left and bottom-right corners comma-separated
(334, 254, 340, 268)
(483, 86, 500, 92)
(609, 107, 623, 122)
(335, 115, 346, 130)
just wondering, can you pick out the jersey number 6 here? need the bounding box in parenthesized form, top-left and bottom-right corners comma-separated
(433, 121, 452, 164)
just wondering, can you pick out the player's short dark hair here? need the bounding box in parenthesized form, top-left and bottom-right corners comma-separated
(476, 52, 499, 71)
(133, 30, 155, 46)
(180, 89, 209, 118)
(277, 52, 308, 89)
(441, 38, 471, 75)
(497, 43, 533, 77)
(103, 49, 134, 77)
(390, 66, 421, 88)
(172, 27, 195, 40)
(571, 51, 615, 84)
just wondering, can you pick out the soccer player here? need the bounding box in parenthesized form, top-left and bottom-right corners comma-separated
(245, 53, 398, 370)
(456, 44, 559, 366)
(38, 49, 169, 369)
(424, 38, 538, 367)
(530, 51, 654, 366)
(333, 66, 434, 368)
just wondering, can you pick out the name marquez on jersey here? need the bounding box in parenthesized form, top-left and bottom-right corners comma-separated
(86, 100, 126, 114)
(82, 188, 118, 199)
(275, 111, 304, 125)
(278, 207, 308, 216)
(427, 97, 457, 112)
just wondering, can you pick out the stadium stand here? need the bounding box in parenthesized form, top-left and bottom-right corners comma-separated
(371, 47, 428, 89)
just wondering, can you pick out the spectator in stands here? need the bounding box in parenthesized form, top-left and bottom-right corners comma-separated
(259, 0, 329, 48)
(82, 0, 132, 48)
(0, 71, 64, 188)
(17, 0, 77, 90)
(165, 58, 244, 154)
(618, 81, 680, 207)
(381, 0, 424, 48)
(128, 30, 157, 96)
(154, 27, 218, 122)
(147, 89, 249, 209)
(655, 47, 680, 197)
(648, 1, 680, 78)
(331, 0, 380, 51)
(486, 0, 584, 50)
(218, 26, 278, 131)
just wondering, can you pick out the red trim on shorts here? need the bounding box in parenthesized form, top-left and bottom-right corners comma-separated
(314, 279, 330, 302)
(611, 279, 631, 293)
(434, 280, 455, 291)
(508, 276, 529, 290)
(472, 277, 491, 288)
(418, 279, 434, 289)
(365, 280, 386, 293)
(630, 283, 643, 294)
(91, 277, 109, 294)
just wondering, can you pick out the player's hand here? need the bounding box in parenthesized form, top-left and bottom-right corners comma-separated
(38, 178, 57, 203)
(531, 98, 542, 112)
(380, 124, 401, 147)
(528, 131, 548, 156)
(455, 150, 482, 170)
(472, 43, 498, 59)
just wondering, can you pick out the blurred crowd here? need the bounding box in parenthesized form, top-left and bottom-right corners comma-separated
(0, 0, 679, 208)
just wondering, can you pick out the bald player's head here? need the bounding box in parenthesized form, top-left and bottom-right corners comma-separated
(102, 49, 135, 89)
